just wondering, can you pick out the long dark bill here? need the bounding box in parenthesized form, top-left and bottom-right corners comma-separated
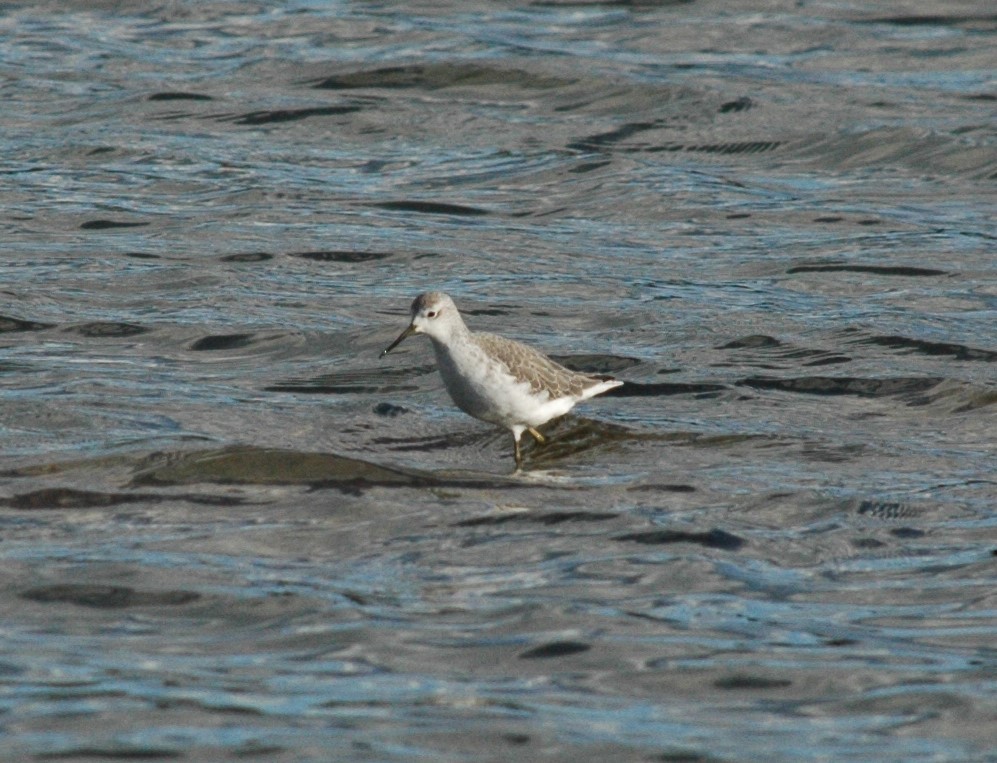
(380, 324, 417, 357)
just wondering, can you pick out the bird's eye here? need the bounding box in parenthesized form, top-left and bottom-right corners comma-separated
(426, 310, 438, 318)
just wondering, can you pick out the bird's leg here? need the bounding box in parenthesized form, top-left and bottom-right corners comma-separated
(513, 433, 523, 468)
(527, 427, 545, 444)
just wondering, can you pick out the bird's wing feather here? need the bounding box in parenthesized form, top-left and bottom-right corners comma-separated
(473, 332, 612, 399)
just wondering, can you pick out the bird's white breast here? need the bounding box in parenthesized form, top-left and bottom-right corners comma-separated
(431, 336, 555, 428)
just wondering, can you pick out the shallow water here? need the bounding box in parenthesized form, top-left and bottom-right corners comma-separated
(1, 1, 994, 761)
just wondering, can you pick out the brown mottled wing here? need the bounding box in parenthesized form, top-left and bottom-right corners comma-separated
(474, 332, 606, 398)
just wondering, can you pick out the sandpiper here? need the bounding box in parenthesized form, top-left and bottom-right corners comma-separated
(380, 291, 622, 467)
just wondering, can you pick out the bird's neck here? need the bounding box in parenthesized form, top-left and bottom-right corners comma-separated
(428, 320, 473, 361)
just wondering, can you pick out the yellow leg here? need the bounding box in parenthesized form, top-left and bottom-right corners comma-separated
(527, 427, 545, 444)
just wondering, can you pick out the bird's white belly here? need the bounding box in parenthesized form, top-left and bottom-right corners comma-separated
(433, 341, 559, 427)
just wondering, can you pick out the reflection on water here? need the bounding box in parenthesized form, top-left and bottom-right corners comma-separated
(0, 1, 994, 760)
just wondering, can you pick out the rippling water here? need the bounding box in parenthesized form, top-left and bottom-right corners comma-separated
(1, 1, 994, 761)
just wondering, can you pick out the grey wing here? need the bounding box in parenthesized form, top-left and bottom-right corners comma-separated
(475, 333, 598, 398)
